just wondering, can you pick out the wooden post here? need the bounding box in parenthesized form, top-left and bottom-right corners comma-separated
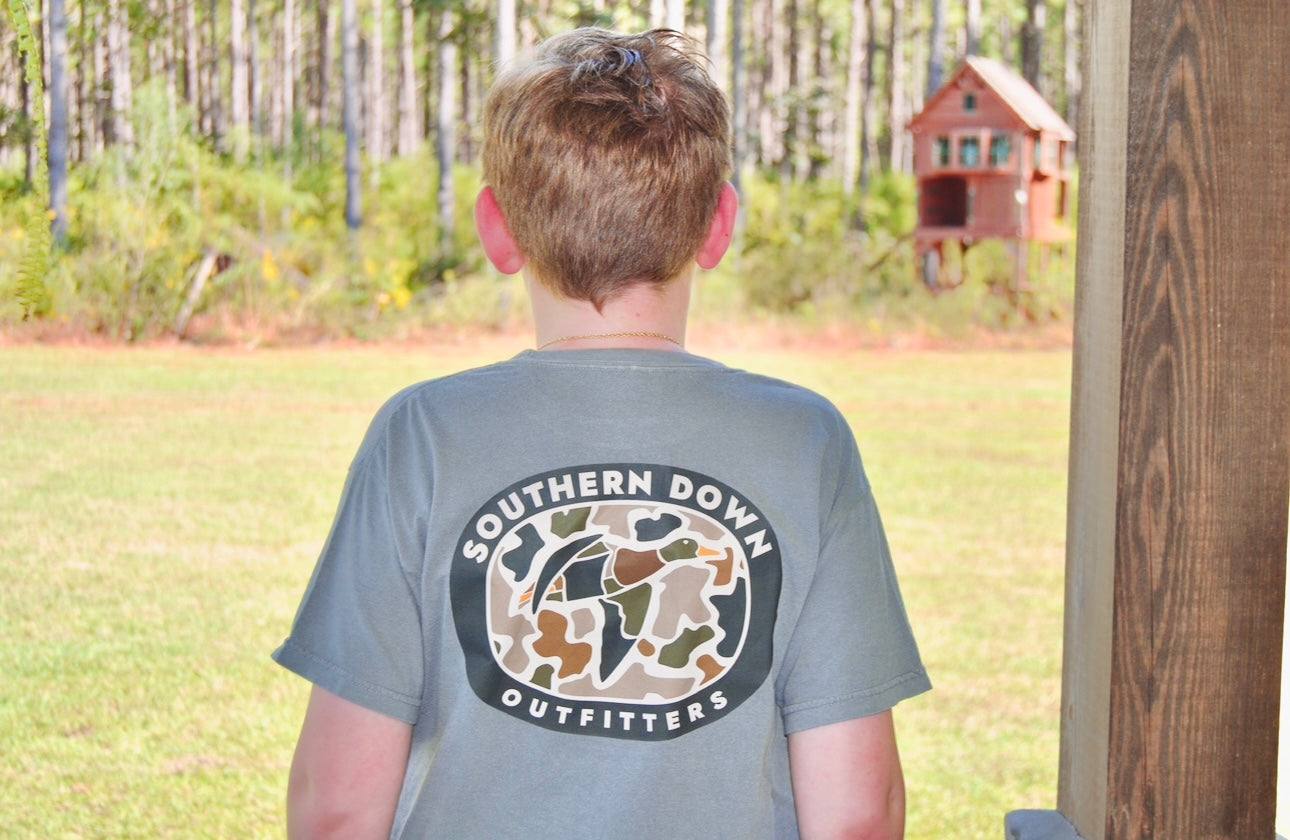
(1008, 1, 1290, 838)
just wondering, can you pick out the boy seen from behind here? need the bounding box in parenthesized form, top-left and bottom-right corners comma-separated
(275, 27, 930, 840)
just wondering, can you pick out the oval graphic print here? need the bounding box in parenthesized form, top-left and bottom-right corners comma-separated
(451, 464, 781, 740)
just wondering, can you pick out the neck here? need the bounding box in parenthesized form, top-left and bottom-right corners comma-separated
(529, 272, 693, 352)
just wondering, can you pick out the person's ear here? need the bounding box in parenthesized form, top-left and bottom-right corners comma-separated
(474, 187, 526, 275)
(696, 182, 739, 270)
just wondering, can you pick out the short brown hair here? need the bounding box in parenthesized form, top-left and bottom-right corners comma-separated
(482, 28, 732, 307)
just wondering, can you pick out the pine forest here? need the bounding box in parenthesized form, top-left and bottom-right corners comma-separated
(1, 0, 1083, 342)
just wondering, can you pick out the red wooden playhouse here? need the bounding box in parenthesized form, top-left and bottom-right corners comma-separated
(908, 56, 1075, 290)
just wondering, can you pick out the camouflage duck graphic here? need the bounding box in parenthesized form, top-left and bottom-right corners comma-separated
(523, 535, 721, 610)
(453, 464, 782, 739)
(497, 507, 742, 687)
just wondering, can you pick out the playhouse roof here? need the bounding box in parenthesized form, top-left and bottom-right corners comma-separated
(913, 56, 1076, 140)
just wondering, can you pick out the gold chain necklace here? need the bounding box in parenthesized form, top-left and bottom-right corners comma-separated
(537, 331, 682, 351)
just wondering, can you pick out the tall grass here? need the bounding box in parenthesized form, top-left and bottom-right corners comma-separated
(0, 340, 1071, 838)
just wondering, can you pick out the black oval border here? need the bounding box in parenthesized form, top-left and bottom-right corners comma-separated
(450, 463, 782, 741)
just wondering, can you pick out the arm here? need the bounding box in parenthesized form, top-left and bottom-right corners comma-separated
(287, 685, 413, 840)
(787, 710, 905, 840)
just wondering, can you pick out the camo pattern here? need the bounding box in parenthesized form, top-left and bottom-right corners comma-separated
(486, 501, 750, 704)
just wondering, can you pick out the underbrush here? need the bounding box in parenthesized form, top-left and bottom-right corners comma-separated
(1, 83, 1075, 344)
(705, 172, 1075, 343)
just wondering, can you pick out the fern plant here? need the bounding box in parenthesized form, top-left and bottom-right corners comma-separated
(5, 0, 51, 320)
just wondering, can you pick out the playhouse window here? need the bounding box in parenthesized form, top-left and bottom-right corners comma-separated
(990, 133, 1012, 166)
(936, 136, 951, 166)
(959, 136, 981, 167)
(963, 92, 978, 112)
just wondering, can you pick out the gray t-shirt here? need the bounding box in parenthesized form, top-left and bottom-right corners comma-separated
(274, 348, 930, 839)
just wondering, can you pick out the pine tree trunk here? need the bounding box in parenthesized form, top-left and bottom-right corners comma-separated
(927, 0, 946, 97)
(761, 0, 785, 167)
(730, 0, 745, 193)
(436, 8, 456, 254)
(366, 0, 386, 164)
(269, 6, 282, 146)
(706, 0, 727, 92)
(231, 0, 249, 160)
(0, 19, 12, 171)
(909, 0, 924, 116)
(665, 0, 684, 32)
(314, 0, 333, 136)
(887, 0, 905, 172)
(49, 0, 69, 243)
(281, 0, 295, 149)
(146, 0, 162, 79)
(207, 0, 221, 146)
(75, 0, 96, 161)
(457, 35, 472, 164)
(999, 1, 1015, 64)
(106, 0, 134, 150)
(964, 0, 980, 56)
(859, 0, 878, 189)
(422, 10, 434, 140)
(325, 0, 339, 120)
(780, 0, 798, 180)
(249, 0, 262, 154)
(396, 0, 417, 155)
(342, 0, 361, 229)
(495, 0, 516, 70)
(182, 0, 198, 113)
(1022, 0, 1045, 91)
(747, 0, 764, 165)
(1064, 0, 1080, 127)
(94, 4, 111, 152)
(809, 0, 829, 181)
(841, 0, 867, 196)
(304, 0, 318, 134)
(164, 0, 177, 125)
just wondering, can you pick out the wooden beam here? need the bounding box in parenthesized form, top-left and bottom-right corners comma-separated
(1014, 1, 1290, 838)
(1054, 0, 1132, 831)
(1106, 3, 1290, 835)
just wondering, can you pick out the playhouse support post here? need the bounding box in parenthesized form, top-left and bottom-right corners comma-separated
(1007, 1, 1290, 838)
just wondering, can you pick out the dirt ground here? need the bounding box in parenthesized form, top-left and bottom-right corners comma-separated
(1, 313, 1074, 354)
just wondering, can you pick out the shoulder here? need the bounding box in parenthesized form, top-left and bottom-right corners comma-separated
(349, 357, 528, 461)
(692, 365, 872, 500)
(716, 367, 856, 440)
(730, 369, 841, 412)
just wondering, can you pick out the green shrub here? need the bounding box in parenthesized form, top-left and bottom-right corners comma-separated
(718, 168, 1074, 340)
(31, 82, 330, 339)
(9, 82, 498, 341)
(0, 0, 51, 323)
(0, 180, 50, 321)
(735, 171, 920, 314)
(2, 80, 1075, 343)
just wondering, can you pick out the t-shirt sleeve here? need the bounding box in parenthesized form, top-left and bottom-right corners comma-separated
(776, 413, 930, 735)
(272, 429, 424, 724)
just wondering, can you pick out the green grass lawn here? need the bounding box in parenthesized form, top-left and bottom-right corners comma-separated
(0, 339, 1072, 838)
